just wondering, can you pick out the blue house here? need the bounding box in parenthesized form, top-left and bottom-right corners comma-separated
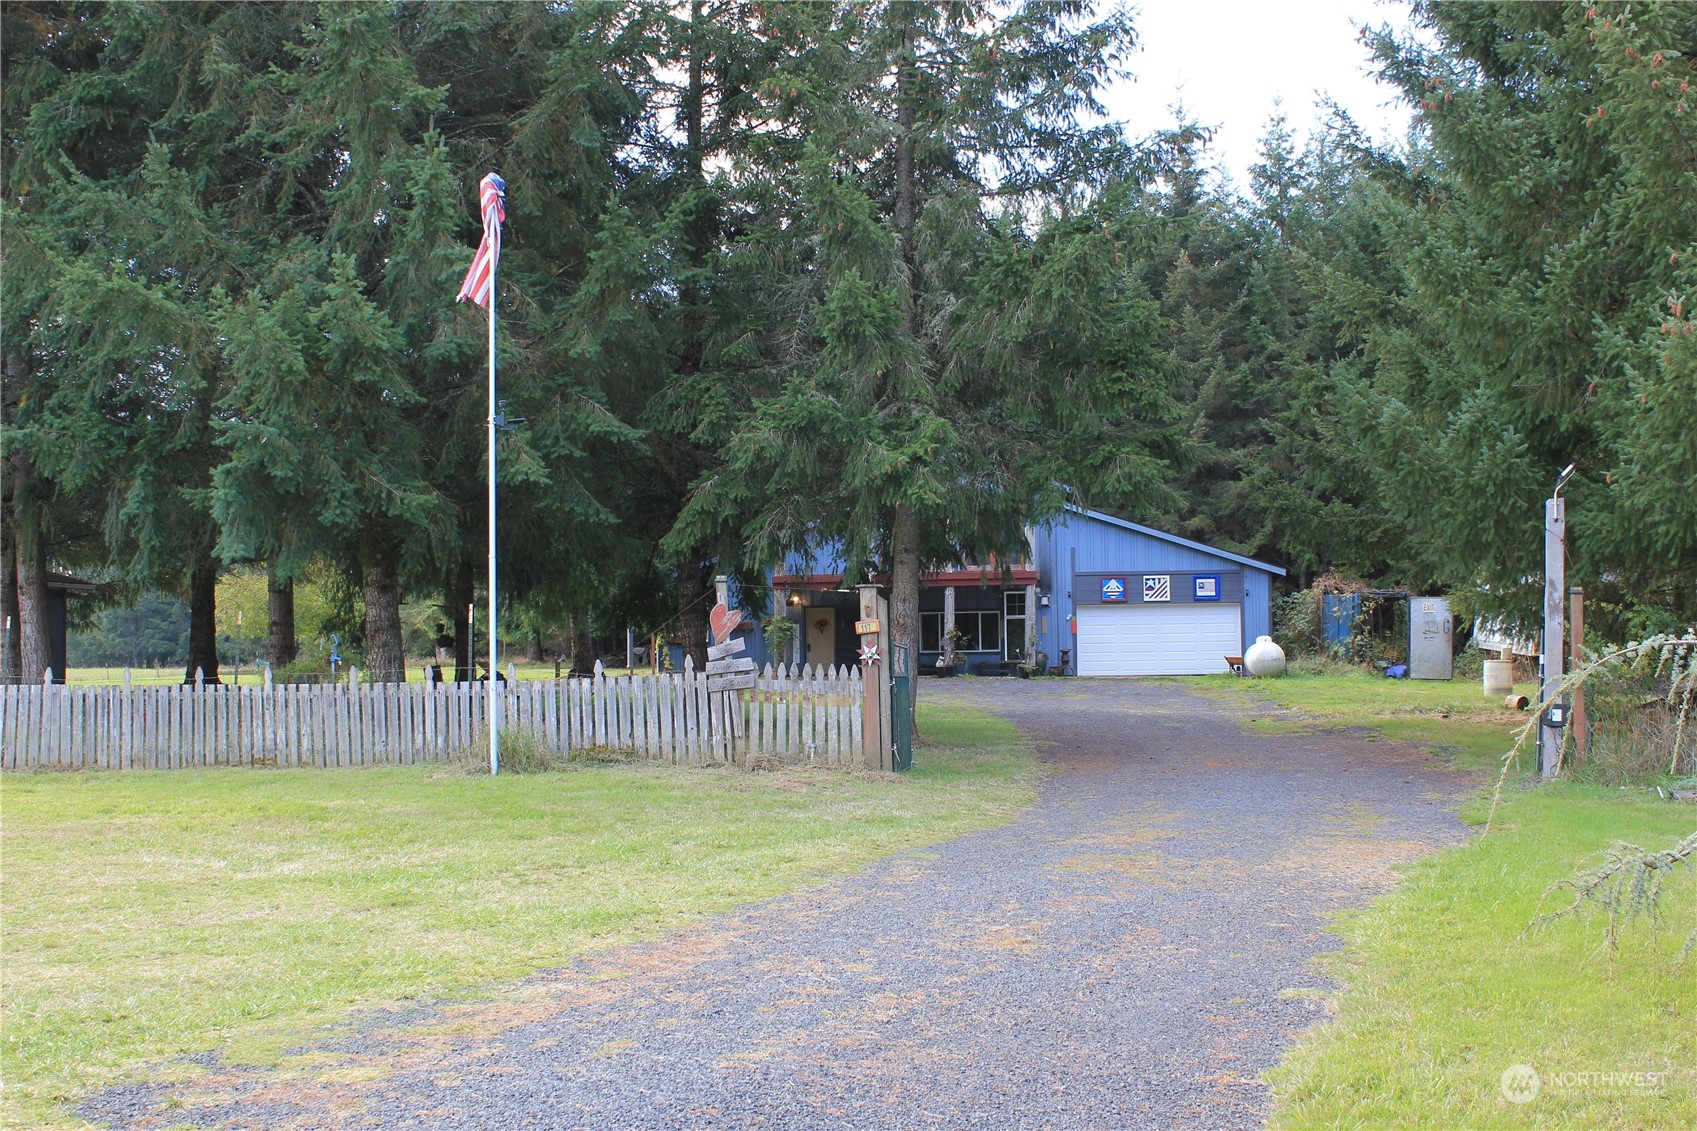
(1031, 509, 1285, 676)
(767, 508, 1285, 676)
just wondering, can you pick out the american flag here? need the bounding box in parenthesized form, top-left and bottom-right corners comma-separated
(456, 172, 506, 309)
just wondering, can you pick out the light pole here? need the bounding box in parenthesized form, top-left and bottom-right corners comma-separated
(1540, 462, 1576, 779)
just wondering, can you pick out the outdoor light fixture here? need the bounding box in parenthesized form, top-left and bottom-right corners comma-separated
(1553, 462, 1577, 497)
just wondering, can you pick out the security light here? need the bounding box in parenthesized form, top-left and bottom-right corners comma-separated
(1553, 462, 1577, 497)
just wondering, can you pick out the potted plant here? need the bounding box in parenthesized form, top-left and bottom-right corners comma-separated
(763, 615, 798, 666)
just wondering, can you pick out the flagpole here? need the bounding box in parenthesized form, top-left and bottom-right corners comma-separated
(487, 230, 500, 777)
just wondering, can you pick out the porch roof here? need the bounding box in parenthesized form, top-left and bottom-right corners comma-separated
(773, 567, 1039, 591)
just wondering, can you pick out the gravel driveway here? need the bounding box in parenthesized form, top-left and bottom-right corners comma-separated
(85, 677, 1472, 1131)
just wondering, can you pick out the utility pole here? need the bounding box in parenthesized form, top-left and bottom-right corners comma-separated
(1540, 464, 1575, 779)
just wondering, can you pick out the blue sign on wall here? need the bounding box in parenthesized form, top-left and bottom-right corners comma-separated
(1101, 576, 1128, 602)
(1193, 574, 1221, 601)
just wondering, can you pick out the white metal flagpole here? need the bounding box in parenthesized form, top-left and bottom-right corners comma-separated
(457, 171, 506, 776)
(487, 228, 500, 777)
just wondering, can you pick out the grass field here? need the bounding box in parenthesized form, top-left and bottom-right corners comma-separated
(63, 661, 648, 687)
(1198, 664, 1696, 1128)
(0, 704, 1040, 1130)
(1192, 664, 1542, 772)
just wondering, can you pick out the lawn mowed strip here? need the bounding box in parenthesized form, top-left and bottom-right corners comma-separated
(1198, 667, 1696, 1128)
(1, 704, 1039, 1129)
(1191, 664, 1540, 772)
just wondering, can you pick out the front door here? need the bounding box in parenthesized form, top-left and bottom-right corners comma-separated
(1004, 590, 1028, 662)
(805, 607, 836, 668)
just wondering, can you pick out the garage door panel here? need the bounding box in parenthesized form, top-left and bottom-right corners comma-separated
(1076, 604, 1241, 676)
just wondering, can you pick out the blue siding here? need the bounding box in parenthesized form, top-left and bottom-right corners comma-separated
(1031, 510, 1281, 668)
(758, 510, 1281, 672)
(781, 543, 851, 576)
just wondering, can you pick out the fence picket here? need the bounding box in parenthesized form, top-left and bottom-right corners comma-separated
(2, 666, 871, 771)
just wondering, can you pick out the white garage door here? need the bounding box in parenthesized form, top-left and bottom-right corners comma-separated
(1076, 603, 1242, 676)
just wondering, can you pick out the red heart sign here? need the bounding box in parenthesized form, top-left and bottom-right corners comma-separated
(709, 602, 743, 645)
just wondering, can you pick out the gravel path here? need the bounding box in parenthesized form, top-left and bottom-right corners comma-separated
(85, 678, 1472, 1131)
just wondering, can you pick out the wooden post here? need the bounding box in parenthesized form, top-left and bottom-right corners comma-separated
(1570, 587, 1585, 760)
(1025, 582, 1039, 661)
(942, 585, 956, 667)
(858, 584, 892, 772)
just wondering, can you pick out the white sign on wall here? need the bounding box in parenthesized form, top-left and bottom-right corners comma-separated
(1143, 575, 1172, 602)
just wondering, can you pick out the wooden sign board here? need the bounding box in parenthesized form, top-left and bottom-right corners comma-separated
(707, 639, 746, 661)
(855, 618, 881, 636)
(709, 602, 743, 646)
(705, 656, 756, 675)
(706, 673, 757, 692)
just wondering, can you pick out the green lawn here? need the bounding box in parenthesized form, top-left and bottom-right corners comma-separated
(1191, 665, 1542, 772)
(63, 661, 648, 686)
(1197, 666, 1696, 1128)
(0, 704, 1040, 1129)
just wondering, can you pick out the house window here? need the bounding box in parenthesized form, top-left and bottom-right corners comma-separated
(955, 610, 1001, 652)
(921, 612, 943, 653)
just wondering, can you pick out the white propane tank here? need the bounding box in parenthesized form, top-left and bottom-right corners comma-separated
(1244, 635, 1286, 677)
(1482, 658, 1513, 695)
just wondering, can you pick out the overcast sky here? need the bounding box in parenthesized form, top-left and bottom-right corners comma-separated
(1098, 0, 1420, 189)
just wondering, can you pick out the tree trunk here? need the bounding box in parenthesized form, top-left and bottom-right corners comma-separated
(8, 448, 52, 683)
(450, 559, 473, 683)
(894, 27, 918, 325)
(1, 515, 19, 685)
(525, 627, 543, 663)
(360, 533, 406, 683)
(182, 543, 220, 684)
(568, 604, 594, 676)
(14, 528, 50, 684)
(267, 566, 297, 668)
(889, 17, 921, 732)
(677, 558, 710, 670)
(890, 503, 921, 683)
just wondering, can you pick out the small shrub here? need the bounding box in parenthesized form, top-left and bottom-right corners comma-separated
(1273, 589, 1323, 657)
(434, 729, 568, 774)
(498, 728, 561, 773)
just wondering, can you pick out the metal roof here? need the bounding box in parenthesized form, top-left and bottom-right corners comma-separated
(1077, 508, 1288, 577)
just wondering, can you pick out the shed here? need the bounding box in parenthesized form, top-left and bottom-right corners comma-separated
(1031, 509, 1286, 676)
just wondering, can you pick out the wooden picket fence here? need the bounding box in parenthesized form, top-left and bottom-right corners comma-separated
(0, 661, 867, 771)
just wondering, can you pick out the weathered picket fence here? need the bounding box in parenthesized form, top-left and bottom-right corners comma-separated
(0, 661, 866, 771)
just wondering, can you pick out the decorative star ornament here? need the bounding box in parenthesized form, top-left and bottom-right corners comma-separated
(857, 642, 881, 665)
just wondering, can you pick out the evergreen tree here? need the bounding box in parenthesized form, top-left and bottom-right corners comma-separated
(670, 1, 1157, 719)
(1352, 0, 1697, 628)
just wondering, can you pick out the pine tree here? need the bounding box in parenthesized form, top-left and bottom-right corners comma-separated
(1352, 0, 1697, 628)
(670, 1, 1153, 725)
